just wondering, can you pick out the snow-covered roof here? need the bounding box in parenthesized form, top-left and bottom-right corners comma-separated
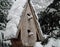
(30, 1, 38, 19)
(3, 0, 28, 39)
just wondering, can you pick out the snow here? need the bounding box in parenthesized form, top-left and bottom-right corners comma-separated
(4, 23, 18, 39)
(34, 42, 43, 47)
(0, 32, 2, 40)
(3, 0, 27, 39)
(59, 20, 60, 24)
(44, 38, 56, 47)
(3, 40, 12, 45)
(44, 38, 60, 47)
(34, 38, 60, 47)
(34, 39, 60, 47)
(30, 0, 53, 12)
(43, 34, 49, 39)
(56, 39, 60, 47)
(30, 1, 38, 19)
(0, 23, 5, 27)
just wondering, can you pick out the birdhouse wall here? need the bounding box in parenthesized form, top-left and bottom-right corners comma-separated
(19, 4, 37, 46)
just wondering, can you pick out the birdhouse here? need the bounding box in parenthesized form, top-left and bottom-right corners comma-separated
(11, 0, 44, 47)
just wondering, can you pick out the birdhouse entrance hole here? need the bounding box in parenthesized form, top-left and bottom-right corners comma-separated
(27, 30, 34, 37)
(27, 30, 31, 33)
(27, 13, 30, 16)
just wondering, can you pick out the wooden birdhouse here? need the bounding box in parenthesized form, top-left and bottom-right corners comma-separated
(11, 0, 44, 47)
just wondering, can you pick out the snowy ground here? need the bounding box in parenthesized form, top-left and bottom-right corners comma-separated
(34, 38, 60, 47)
